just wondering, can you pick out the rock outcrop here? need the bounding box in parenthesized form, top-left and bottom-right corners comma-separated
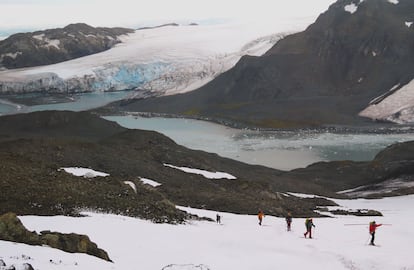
(0, 23, 133, 69)
(0, 212, 111, 261)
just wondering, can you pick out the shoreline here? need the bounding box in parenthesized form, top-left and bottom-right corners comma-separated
(97, 109, 414, 135)
(1, 92, 413, 135)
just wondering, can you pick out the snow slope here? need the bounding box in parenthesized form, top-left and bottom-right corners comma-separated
(359, 78, 414, 124)
(1, 195, 413, 270)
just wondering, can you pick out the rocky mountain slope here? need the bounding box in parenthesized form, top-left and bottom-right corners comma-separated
(0, 23, 133, 69)
(1, 111, 413, 222)
(112, 0, 414, 127)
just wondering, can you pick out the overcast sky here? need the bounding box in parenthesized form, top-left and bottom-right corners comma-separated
(0, 0, 336, 31)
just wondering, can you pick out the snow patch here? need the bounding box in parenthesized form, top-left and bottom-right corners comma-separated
(1, 51, 23, 60)
(359, 79, 414, 123)
(337, 177, 414, 197)
(139, 177, 161, 187)
(123, 181, 137, 193)
(405, 21, 413, 27)
(59, 167, 109, 178)
(344, 3, 358, 14)
(32, 34, 45, 40)
(286, 192, 323, 198)
(45, 39, 61, 49)
(388, 0, 399, 4)
(32, 33, 61, 49)
(368, 83, 400, 105)
(164, 163, 236, 180)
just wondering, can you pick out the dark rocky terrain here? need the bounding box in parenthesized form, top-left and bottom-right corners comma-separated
(1, 111, 413, 222)
(0, 111, 336, 220)
(0, 23, 133, 69)
(106, 0, 414, 128)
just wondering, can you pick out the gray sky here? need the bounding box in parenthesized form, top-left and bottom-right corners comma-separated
(0, 0, 336, 30)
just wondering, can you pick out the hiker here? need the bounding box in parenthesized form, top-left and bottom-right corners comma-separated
(258, 209, 265, 226)
(285, 212, 292, 231)
(304, 218, 315, 238)
(216, 213, 221, 224)
(369, 221, 382, 245)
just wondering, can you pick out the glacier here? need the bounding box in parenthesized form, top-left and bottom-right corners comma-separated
(0, 23, 291, 98)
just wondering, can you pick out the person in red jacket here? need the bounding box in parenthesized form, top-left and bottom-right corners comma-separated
(258, 209, 265, 226)
(369, 221, 382, 245)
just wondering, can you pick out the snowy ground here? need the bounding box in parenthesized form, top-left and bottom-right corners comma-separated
(1, 195, 413, 270)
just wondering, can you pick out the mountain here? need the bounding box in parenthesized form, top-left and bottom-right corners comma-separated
(1, 111, 413, 222)
(0, 23, 133, 69)
(110, 0, 414, 127)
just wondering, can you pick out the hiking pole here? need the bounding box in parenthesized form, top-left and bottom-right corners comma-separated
(344, 224, 393, 226)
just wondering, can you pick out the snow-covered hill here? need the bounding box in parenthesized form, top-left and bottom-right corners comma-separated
(1, 194, 413, 270)
(0, 23, 289, 97)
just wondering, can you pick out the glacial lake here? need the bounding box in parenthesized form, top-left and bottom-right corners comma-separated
(1, 91, 414, 171)
(104, 115, 414, 170)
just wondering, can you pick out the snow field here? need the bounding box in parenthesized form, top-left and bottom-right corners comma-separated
(1, 195, 413, 270)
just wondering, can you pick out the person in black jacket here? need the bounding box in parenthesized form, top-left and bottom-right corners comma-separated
(285, 212, 292, 231)
(216, 213, 221, 224)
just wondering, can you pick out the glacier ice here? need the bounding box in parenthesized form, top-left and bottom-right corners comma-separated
(0, 24, 286, 98)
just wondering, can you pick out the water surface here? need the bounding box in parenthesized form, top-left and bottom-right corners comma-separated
(105, 115, 414, 170)
(0, 91, 132, 115)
